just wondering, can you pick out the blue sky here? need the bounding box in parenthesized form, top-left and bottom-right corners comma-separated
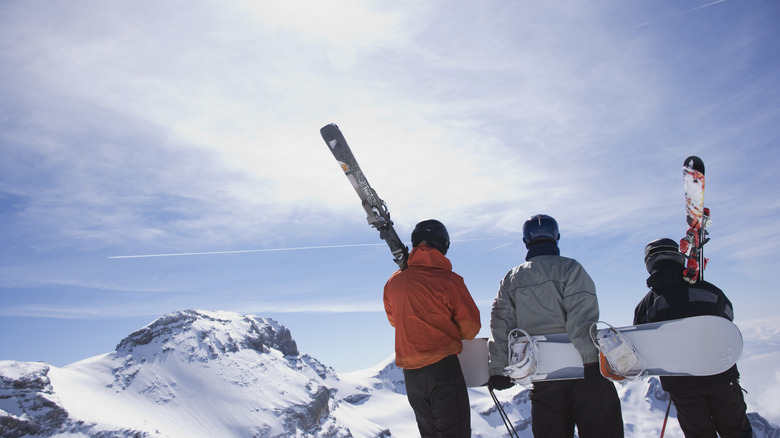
(1, 0, 778, 373)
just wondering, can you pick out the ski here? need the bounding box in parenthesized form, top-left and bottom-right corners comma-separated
(320, 123, 408, 269)
(680, 156, 711, 283)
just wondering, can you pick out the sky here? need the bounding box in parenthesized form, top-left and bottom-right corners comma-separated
(1, 0, 779, 375)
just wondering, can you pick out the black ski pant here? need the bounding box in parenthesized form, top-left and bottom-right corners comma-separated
(529, 363, 624, 438)
(669, 380, 753, 438)
(403, 354, 471, 438)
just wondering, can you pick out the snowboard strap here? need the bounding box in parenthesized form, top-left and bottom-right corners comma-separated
(590, 321, 645, 382)
(504, 328, 539, 386)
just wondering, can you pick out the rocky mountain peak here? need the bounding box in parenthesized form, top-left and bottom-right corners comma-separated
(115, 309, 298, 361)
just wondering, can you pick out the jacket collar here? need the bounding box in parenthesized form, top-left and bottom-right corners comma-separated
(646, 260, 686, 289)
(525, 241, 560, 261)
(408, 243, 452, 271)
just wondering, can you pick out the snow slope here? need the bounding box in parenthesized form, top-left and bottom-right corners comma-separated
(1, 310, 357, 437)
(736, 317, 780, 428)
(1, 309, 778, 437)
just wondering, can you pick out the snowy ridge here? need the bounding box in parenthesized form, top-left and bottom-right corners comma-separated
(1, 309, 779, 437)
(1, 310, 356, 437)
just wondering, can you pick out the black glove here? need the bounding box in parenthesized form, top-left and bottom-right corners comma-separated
(583, 362, 602, 380)
(488, 375, 513, 391)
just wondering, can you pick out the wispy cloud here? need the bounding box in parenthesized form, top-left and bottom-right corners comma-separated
(1, 1, 778, 374)
(2, 0, 775, 276)
(1, 1, 675, 249)
(108, 243, 386, 259)
(631, 0, 727, 29)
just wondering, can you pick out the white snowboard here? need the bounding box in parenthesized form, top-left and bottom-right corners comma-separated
(459, 337, 491, 387)
(458, 315, 743, 387)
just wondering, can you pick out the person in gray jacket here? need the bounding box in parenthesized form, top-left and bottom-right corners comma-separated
(488, 214, 623, 438)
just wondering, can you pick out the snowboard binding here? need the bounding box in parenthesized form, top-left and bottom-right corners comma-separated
(504, 328, 539, 386)
(591, 322, 645, 382)
(681, 206, 711, 283)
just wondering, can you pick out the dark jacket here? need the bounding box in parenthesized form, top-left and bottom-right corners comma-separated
(633, 260, 739, 391)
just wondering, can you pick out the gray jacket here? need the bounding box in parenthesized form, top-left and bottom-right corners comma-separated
(489, 254, 600, 376)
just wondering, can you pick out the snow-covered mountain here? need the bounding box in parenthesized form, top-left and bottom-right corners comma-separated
(1, 309, 778, 437)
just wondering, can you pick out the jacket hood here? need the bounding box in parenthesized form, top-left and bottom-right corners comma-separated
(408, 243, 452, 271)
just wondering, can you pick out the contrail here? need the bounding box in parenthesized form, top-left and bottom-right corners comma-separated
(631, 0, 726, 30)
(488, 241, 516, 252)
(108, 238, 498, 259)
(109, 243, 386, 259)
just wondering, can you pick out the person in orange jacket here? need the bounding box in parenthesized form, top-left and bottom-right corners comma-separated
(384, 219, 481, 438)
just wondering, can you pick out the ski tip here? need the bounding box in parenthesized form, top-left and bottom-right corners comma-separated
(683, 156, 705, 174)
(320, 123, 341, 142)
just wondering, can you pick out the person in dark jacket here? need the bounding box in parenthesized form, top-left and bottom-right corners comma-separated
(384, 219, 481, 438)
(634, 238, 752, 438)
(489, 214, 623, 438)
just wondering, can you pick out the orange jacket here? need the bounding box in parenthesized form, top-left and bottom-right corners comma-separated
(383, 244, 481, 369)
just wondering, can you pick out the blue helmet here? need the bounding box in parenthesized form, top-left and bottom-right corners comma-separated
(522, 214, 560, 247)
(411, 219, 450, 255)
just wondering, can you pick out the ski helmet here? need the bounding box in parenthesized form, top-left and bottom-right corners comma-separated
(411, 219, 450, 255)
(644, 238, 685, 273)
(522, 214, 560, 247)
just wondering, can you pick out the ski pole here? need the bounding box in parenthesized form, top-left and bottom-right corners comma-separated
(660, 398, 672, 438)
(489, 387, 519, 438)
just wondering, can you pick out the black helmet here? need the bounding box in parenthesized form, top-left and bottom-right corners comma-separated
(411, 219, 450, 255)
(644, 238, 685, 273)
(522, 214, 560, 247)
